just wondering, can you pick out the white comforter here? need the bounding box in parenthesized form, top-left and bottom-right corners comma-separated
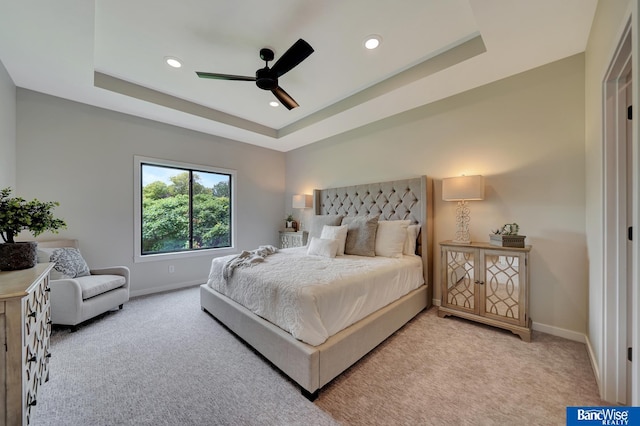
(206, 247, 424, 346)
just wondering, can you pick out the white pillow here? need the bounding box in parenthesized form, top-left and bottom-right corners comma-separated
(308, 215, 344, 241)
(306, 237, 339, 258)
(320, 225, 348, 255)
(404, 224, 421, 255)
(375, 220, 410, 258)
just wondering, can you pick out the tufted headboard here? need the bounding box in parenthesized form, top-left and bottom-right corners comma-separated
(313, 176, 434, 307)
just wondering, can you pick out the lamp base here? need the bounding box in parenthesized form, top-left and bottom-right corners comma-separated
(452, 237, 471, 245)
(452, 200, 473, 244)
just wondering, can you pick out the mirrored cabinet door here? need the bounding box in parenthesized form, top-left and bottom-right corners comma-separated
(442, 246, 477, 314)
(481, 250, 527, 326)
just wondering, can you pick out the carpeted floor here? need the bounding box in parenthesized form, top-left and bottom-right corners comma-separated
(31, 285, 605, 425)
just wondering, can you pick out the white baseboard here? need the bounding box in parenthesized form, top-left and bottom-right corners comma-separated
(130, 280, 204, 298)
(432, 300, 586, 343)
(584, 334, 602, 393)
(532, 321, 586, 343)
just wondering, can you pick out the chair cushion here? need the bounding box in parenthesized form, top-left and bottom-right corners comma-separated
(75, 275, 126, 300)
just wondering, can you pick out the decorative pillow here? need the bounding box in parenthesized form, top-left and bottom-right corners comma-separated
(342, 215, 379, 257)
(306, 237, 339, 258)
(404, 224, 421, 255)
(375, 220, 411, 258)
(38, 247, 91, 279)
(308, 215, 344, 242)
(320, 225, 348, 256)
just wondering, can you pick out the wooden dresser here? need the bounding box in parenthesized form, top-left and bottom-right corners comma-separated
(0, 263, 54, 425)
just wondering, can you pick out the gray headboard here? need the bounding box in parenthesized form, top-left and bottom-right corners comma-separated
(313, 176, 434, 307)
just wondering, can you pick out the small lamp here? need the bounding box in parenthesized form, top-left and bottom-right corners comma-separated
(442, 175, 484, 244)
(292, 194, 312, 232)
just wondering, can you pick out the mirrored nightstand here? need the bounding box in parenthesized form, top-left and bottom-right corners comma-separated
(279, 231, 308, 249)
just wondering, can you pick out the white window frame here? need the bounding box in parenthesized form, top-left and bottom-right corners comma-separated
(133, 155, 237, 263)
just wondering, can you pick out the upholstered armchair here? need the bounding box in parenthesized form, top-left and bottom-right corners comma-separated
(37, 239, 130, 330)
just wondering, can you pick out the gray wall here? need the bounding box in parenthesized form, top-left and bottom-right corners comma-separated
(286, 54, 587, 338)
(0, 59, 16, 190)
(16, 89, 286, 295)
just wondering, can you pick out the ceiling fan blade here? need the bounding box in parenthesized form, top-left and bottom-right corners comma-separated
(271, 39, 314, 78)
(272, 86, 299, 110)
(196, 71, 256, 81)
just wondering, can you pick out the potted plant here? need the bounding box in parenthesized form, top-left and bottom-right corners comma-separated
(490, 223, 525, 248)
(285, 213, 299, 231)
(285, 213, 294, 228)
(0, 187, 67, 270)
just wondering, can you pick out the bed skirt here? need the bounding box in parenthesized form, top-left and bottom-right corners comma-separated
(200, 283, 427, 398)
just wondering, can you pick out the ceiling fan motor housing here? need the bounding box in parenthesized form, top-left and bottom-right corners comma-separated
(256, 67, 277, 90)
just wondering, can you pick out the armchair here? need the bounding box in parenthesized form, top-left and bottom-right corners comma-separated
(37, 239, 130, 330)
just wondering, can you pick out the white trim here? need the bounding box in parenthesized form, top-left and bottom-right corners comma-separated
(586, 334, 602, 392)
(434, 299, 588, 343)
(133, 155, 238, 264)
(132, 247, 237, 263)
(532, 321, 586, 343)
(434, 300, 589, 343)
(631, 0, 640, 407)
(129, 280, 204, 298)
(602, 15, 634, 404)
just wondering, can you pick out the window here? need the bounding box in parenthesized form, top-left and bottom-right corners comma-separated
(134, 156, 236, 262)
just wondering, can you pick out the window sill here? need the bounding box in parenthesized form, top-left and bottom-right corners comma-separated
(133, 247, 236, 263)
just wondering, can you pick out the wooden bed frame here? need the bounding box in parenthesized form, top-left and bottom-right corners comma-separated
(200, 176, 433, 400)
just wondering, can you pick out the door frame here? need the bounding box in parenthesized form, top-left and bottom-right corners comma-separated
(602, 17, 636, 405)
(632, 1, 639, 407)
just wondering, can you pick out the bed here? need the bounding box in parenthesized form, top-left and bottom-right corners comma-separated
(200, 176, 433, 399)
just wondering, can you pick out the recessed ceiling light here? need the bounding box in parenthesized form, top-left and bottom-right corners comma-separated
(165, 56, 182, 68)
(364, 35, 382, 50)
(270, 101, 279, 107)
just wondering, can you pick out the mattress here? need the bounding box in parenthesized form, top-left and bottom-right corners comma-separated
(206, 247, 424, 346)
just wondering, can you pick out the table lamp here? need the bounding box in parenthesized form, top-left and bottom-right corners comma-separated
(292, 194, 312, 231)
(442, 175, 484, 244)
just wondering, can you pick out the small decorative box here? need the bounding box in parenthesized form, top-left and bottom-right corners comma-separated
(489, 234, 526, 248)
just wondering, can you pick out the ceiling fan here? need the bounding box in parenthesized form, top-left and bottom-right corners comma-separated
(196, 38, 314, 110)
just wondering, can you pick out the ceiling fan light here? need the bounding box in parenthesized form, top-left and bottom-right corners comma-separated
(270, 101, 279, 107)
(165, 56, 182, 68)
(364, 35, 382, 50)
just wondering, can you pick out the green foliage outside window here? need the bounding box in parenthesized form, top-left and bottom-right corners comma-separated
(141, 168, 231, 254)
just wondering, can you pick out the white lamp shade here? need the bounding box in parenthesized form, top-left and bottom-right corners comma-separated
(292, 194, 313, 208)
(442, 175, 485, 201)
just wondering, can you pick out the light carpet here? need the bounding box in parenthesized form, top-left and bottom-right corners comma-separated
(31, 286, 605, 425)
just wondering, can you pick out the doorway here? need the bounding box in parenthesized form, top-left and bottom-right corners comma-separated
(602, 19, 633, 405)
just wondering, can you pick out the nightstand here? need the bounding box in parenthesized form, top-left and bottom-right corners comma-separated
(279, 231, 308, 249)
(438, 240, 532, 341)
